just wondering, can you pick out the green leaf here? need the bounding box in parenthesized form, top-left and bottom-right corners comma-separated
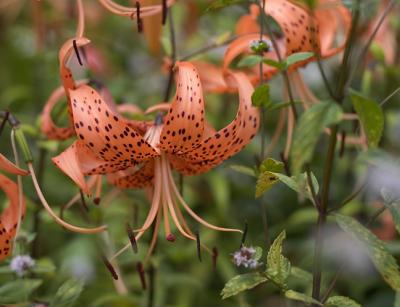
(0, 279, 42, 304)
(32, 258, 56, 275)
(395, 292, 400, 307)
(237, 55, 263, 68)
(290, 266, 313, 283)
(263, 58, 285, 70)
(266, 231, 291, 288)
(275, 172, 319, 202)
(255, 158, 284, 198)
(325, 296, 361, 307)
(286, 52, 314, 67)
(221, 273, 268, 299)
(251, 84, 271, 108)
(49, 279, 85, 307)
(229, 164, 256, 177)
(381, 188, 400, 234)
(350, 90, 384, 147)
(291, 101, 343, 174)
(285, 290, 322, 306)
(254, 246, 263, 261)
(206, 0, 245, 11)
(336, 214, 400, 291)
(267, 100, 302, 111)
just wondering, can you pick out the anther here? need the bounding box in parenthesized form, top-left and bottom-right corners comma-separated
(212, 246, 218, 270)
(72, 39, 83, 66)
(166, 234, 176, 242)
(136, 262, 147, 290)
(93, 197, 101, 205)
(162, 0, 167, 25)
(240, 221, 248, 248)
(135, 2, 143, 33)
(102, 255, 119, 280)
(196, 230, 202, 262)
(126, 222, 138, 253)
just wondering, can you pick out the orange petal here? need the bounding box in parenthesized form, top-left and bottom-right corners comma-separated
(265, 0, 320, 56)
(0, 174, 26, 261)
(70, 84, 159, 164)
(176, 72, 260, 175)
(0, 153, 29, 176)
(41, 84, 75, 140)
(107, 161, 154, 189)
(235, 4, 260, 36)
(158, 62, 206, 154)
(191, 61, 231, 93)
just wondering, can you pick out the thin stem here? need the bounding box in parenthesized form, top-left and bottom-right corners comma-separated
(259, 0, 266, 161)
(179, 36, 237, 61)
(163, 9, 176, 102)
(380, 86, 400, 107)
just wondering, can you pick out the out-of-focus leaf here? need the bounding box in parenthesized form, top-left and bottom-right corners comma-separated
(237, 55, 263, 68)
(32, 258, 56, 274)
(206, 0, 245, 11)
(291, 101, 343, 174)
(49, 279, 85, 307)
(0, 266, 12, 274)
(285, 290, 322, 306)
(254, 246, 263, 261)
(251, 84, 271, 108)
(91, 295, 138, 307)
(285, 52, 314, 67)
(0, 279, 42, 304)
(37, 140, 60, 152)
(336, 214, 400, 291)
(221, 273, 268, 299)
(263, 58, 285, 70)
(266, 230, 290, 288)
(229, 164, 256, 177)
(325, 295, 361, 307)
(395, 292, 400, 307)
(275, 172, 319, 202)
(266, 100, 302, 111)
(350, 90, 384, 147)
(161, 36, 172, 56)
(290, 266, 313, 283)
(381, 188, 400, 234)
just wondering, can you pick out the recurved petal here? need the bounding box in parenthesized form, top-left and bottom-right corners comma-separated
(158, 62, 205, 154)
(265, 0, 320, 56)
(177, 71, 259, 174)
(107, 161, 155, 189)
(0, 174, 26, 261)
(69, 84, 159, 164)
(191, 61, 231, 93)
(0, 153, 29, 176)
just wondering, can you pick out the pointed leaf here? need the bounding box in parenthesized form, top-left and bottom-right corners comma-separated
(336, 214, 400, 291)
(221, 273, 268, 299)
(0, 279, 42, 304)
(285, 290, 322, 306)
(237, 55, 263, 68)
(266, 230, 291, 288)
(350, 90, 383, 147)
(49, 279, 85, 307)
(291, 101, 343, 174)
(325, 296, 361, 307)
(286, 52, 314, 67)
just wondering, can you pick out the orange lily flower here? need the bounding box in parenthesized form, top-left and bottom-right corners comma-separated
(51, 61, 259, 255)
(0, 154, 28, 261)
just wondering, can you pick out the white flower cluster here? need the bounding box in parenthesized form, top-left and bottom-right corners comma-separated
(232, 246, 260, 269)
(10, 255, 35, 277)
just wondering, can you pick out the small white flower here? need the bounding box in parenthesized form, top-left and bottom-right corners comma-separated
(232, 246, 260, 269)
(10, 255, 35, 277)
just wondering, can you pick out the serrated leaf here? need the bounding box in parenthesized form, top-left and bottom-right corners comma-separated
(49, 279, 85, 307)
(229, 164, 256, 177)
(254, 246, 263, 261)
(291, 101, 343, 174)
(251, 84, 271, 108)
(206, 0, 245, 11)
(336, 214, 400, 291)
(325, 295, 361, 307)
(285, 290, 322, 306)
(0, 279, 42, 304)
(286, 52, 314, 67)
(255, 158, 284, 198)
(221, 273, 268, 299)
(381, 188, 400, 234)
(266, 231, 291, 288)
(237, 55, 263, 68)
(259, 158, 284, 173)
(350, 90, 384, 147)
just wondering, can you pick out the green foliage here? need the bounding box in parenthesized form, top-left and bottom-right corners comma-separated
(291, 101, 343, 174)
(381, 188, 400, 234)
(251, 84, 271, 108)
(336, 214, 400, 291)
(49, 279, 85, 307)
(221, 273, 268, 299)
(237, 54, 263, 68)
(350, 90, 384, 147)
(325, 295, 361, 307)
(0, 279, 42, 304)
(285, 52, 314, 67)
(284, 290, 322, 306)
(206, 0, 245, 11)
(266, 231, 291, 288)
(255, 158, 284, 197)
(229, 164, 256, 177)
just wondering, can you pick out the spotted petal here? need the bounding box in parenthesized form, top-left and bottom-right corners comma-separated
(174, 71, 259, 175)
(0, 174, 26, 261)
(107, 161, 155, 189)
(70, 84, 159, 165)
(265, 0, 320, 56)
(159, 62, 205, 154)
